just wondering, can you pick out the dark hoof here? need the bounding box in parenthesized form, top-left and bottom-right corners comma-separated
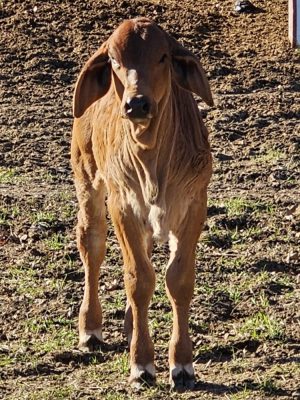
(79, 335, 103, 352)
(129, 370, 156, 390)
(170, 370, 195, 392)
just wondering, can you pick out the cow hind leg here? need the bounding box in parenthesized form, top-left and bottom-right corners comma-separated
(75, 178, 107, 351)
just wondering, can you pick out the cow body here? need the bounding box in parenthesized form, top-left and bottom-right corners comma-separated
(72, 18, 213, 390)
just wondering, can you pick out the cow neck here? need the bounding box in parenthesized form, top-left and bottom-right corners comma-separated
(123, 88, 174, 207)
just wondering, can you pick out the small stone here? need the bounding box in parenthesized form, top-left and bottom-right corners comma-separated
(234, 0, 258, 13)
(19, 234, 28, 242)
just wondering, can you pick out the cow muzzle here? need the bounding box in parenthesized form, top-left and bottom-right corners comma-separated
(123, 95, 155, 123)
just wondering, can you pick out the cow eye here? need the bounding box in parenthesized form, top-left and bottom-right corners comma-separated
(110, 56, 120, 69)
(159, 54, 167, 64)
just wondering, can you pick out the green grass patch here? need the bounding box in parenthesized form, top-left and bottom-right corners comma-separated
(221, 271, 271, 305)
(32, 211, 57, 223)
(104, 394, 134, 400)
(24, 385, 74, 400)
(110, 352, 130, 375)
(105, 290, 125, 312)
(257, 376, 279, 394)
(8, 265, 44, 298)
(0, 354, 14, 368)
(59, 192, 76, 220)
(23, 316, 76, 353)
(228, 387, 253, 400)
(218, 256, 246, 271)
(204, 224, 264, 249)
(0, 167, 17, 184)
(240, 311, 284, 340)
(0, 204, 20, 225)
(209, 198, 276, 217)
(253, 149, 285, 165)
(45, 233, 67, 251)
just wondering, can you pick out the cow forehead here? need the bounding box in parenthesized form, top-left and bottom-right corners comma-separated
(109, 18, 169, 63)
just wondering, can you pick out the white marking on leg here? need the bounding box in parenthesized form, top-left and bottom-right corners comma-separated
(131, 363, 156, 379)
(170, 363, 194, 378)
(79, 328, 103, 346)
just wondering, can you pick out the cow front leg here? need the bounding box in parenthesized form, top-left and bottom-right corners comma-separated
(110, 205, 156, 388)
(124, 232, 153, 347)
(166, 245, 196, 391)
(166, 200, 207, 391)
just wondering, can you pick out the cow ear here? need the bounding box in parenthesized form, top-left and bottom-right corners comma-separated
(73, 42, 111, 118)
(170, 37, 214, 106)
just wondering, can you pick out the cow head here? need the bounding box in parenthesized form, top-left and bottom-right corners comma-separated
(73, 18, 214, 124)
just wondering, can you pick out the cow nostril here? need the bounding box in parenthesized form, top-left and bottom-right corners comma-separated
(142, 102, 150, 114)
(124, 102, 131, 112)
(125, 96, 151, 119)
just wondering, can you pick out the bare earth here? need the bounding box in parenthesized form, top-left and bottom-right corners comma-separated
(0, 1, 299, 399)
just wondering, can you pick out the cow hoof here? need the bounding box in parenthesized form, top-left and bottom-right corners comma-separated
(129, 364, 156, 389)
(79, 328, 103, 352)
(170, 364, 195, 392)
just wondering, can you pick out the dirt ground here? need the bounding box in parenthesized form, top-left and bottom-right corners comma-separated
(0, 0, 299, 399)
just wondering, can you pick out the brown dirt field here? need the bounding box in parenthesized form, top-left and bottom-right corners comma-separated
(0, 1, 299, 399)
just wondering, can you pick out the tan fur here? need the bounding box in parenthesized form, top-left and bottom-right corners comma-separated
(71, 18, 213, 387)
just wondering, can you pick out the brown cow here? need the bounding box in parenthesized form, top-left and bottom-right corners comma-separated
(71, 17, 213, 390)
